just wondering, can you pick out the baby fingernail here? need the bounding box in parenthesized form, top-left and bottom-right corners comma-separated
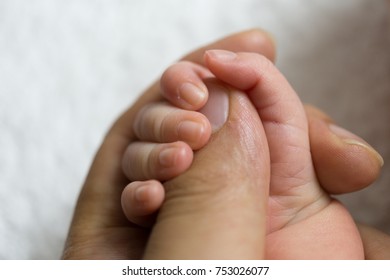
(199, 81, 229, 132)
(179, 83, 207, 107)
(329, 124, 384, 167)
(205, 49, 237, 61)
(177, 120, 205, 144)
(159, 147, 180, 167)
(135, 184, 149, 202)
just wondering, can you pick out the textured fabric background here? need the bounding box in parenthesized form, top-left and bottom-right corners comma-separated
(0, 0, 389, 259)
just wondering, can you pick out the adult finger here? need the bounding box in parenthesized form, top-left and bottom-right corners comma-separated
(358, 224, 390, 259)
(306, 105, 384, 194)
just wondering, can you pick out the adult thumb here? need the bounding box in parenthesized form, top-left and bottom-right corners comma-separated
(144, 79, 270, 259)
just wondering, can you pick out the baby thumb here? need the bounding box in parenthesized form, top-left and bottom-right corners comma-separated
(144, 79, 270, 259)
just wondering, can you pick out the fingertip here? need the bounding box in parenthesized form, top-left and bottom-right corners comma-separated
(205, 29, 276, 63)
(156, 141, 194, 178)
(204, 49, 238, 63)
(309, 117, 382, 194)
(177, 82, 208, 110)
(328, 124, 384, 168)
(160, 62, 211, 110)
(175, 115, 212, 150)
(122, 180, 165, 227)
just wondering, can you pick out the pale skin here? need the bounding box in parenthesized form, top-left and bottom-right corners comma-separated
(63, 29, 388, 259)
(121, 51, 385, 259)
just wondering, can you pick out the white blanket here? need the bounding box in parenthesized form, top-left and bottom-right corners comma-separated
(1, 0, 389, 259)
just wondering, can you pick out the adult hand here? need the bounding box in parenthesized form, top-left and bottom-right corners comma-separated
(62, 29, 276, 259)
(62, 29, 383, 259)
